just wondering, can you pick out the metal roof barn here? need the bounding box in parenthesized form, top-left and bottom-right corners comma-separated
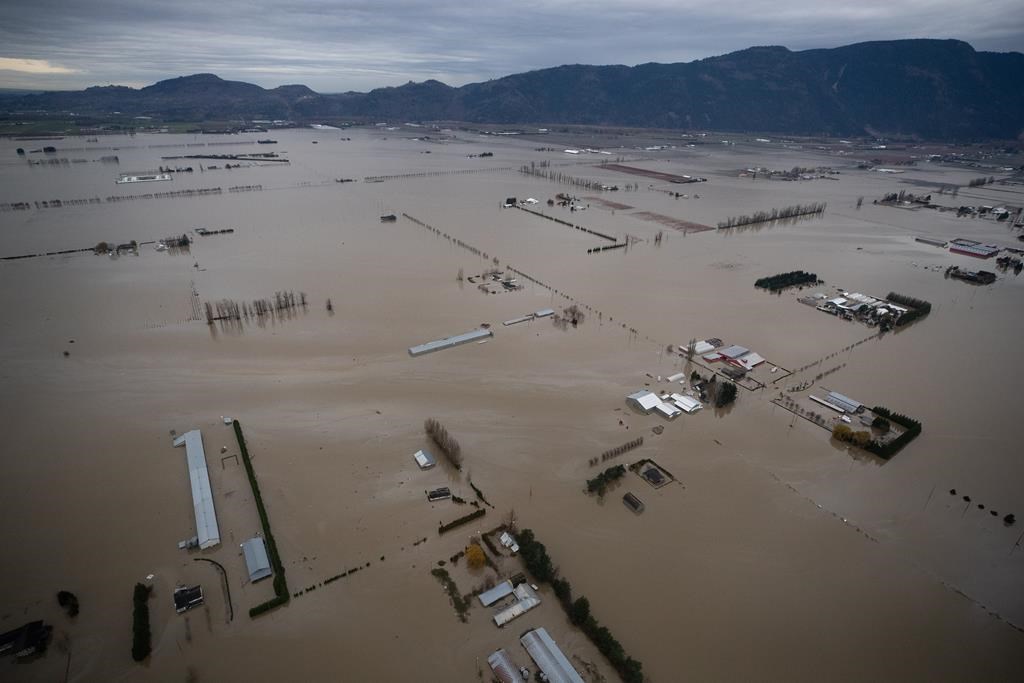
(694, 340, 716, 355)
(413, 449, 436, 469)
(671, 394, 703, 413)
(478, 580, 515, 607)
(172, 430, 221, 550)
(827, 391, 863, 413)
(493, 583, 541, 626)
(626, 390, 661, 413)
(520, 628, 585, 683)
(241, 537, 273, 582)
(487, 649, 520, 683)
(654, 402, 682, 419)
(408, 328, 492, 356)
(719, 345, 750, 359)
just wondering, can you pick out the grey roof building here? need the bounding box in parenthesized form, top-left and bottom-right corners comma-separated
(241, 537, 273, 582)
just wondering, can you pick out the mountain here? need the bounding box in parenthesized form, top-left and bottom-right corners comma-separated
(2, 39, 1021, 139)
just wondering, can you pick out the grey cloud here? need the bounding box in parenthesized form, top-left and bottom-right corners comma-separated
(0, 0, 1021, 91)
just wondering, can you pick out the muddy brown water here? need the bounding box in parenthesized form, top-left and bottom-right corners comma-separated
(1, 129, 1023, 682)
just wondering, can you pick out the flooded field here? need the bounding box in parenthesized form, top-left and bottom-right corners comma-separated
(1, 127, 1023, 682)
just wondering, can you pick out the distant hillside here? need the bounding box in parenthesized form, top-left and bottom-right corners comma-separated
(2, 39, 1021, 139)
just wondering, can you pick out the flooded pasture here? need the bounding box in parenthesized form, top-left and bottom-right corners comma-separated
(1, 128, 1023, 681)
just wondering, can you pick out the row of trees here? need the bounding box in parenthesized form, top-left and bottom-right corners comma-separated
(886, 292, 932, 327)
(717, 202, 826, 229)
(591, 437, 644, 466)
(424, 418, 462, 469)
(438, 508, 486, 534)
(204, 290, 308, 324)
(755, 270, 819, 291)
(865, 407, 922, 459)
(517, 529, 644, 683)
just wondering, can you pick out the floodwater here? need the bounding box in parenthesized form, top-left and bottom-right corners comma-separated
(1, 128, 1023, 682)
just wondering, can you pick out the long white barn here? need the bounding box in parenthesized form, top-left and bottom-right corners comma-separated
(173, 429, 221, 549)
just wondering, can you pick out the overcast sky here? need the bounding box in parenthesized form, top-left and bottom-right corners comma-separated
(1, 0, 1021, 92)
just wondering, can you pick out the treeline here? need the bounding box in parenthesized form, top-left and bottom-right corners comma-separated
(967, 176, 996, 187)
(234, 421, 290, 617)
(866, 407, 922, 459)
(205, 290, 307, 324)
(425, 418, 462, 469)
(439, 508, 486, 534)
(755, 270, 818, 291)
(519, 164, 606, 191)
(131, 583, 152, 662)
(586, 464, 626, 497)
(517, 529, 644, 683)
(717, 202, 825, 229)
(878, 190, 930, 204)
(886, 292, 932, 326)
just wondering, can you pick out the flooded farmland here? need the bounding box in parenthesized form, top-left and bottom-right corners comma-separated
(1, 127, 1023, 682)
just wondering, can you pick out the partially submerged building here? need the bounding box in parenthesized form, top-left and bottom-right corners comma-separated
(0, 621, 51, 658)
(172, 429, 221, 549)
(493, 583, 541, 627)
(520, 627, 585, 683)
(623, 492, 645, 513)
(825, 391, 863, 413)
(487, 649, 521, 683)
(653, 402, 682, 420)
(478, 580, 515, 607)
(413, 449, 436, 469)
(408, 328, 493, 356)
(670, 393, 703, 413)
(626, 390, 661, 414)
(173, 585, 204, 613)
(241, 536, 273, 582)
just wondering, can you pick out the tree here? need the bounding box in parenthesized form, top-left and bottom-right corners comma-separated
(851, 430, 872, 448)
(715, 381, 737, 408)
(465, 543, 486, 569)
(832, 424, 853, 441)
(686, 338, 697, 360)
(569, 596, 591, 625)
(871, 416, 890, 432)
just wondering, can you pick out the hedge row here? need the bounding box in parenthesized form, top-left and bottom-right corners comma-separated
(131, 583, 152, 662)
(755, 270, 818, 291)
(518, 529, 644, 683)
(438, 507, 486, 534)
(865, 406, 922, 459)
(233, 420, 290, 617)
(887, 292, 932, 327)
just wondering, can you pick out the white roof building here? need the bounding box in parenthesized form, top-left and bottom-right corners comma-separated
(626, 390, 661, 414)
(734, 352, 765, 370)
(172, 430, 221, 550)
(478, 580, 515, 607)
(719, 345, 750, 359)
(241, 537, 273, 582)
(671, 393, 703, 413)
(520, 628, 585, 683)
(487, 649, 520, 683)
(413, 449, 436, 469)
(654, 402, 682, 420)
(693, 340, 716, 355)
(493, 583, 541, 626)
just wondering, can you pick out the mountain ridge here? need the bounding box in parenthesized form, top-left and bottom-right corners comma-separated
(2, 39, 1021, 140)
